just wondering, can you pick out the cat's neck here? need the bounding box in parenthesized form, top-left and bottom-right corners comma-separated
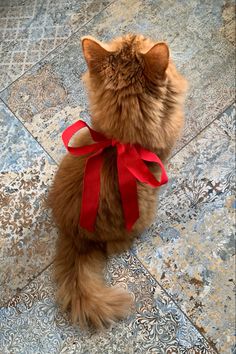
(91, 92, 165, 147)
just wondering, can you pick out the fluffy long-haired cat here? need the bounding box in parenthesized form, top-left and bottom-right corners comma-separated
(48, 34, 187, 329)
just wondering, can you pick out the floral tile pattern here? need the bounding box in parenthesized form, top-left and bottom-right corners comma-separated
(0, 0, 112, 91)
(0, 1, 235, 353)
(0, 254, 216, 354)
(0, 102, 57, 304)
(134, 104, 236, 353)
(0, 0, 235, 163)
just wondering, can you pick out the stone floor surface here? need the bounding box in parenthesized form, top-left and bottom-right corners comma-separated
(0, 1, 235, 353)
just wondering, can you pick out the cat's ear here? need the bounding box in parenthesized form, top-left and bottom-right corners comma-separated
(81, 37, 110, 71)
(143, 42, 169, 78)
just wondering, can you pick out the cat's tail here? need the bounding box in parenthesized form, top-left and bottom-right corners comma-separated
(54, 233, 132, 329)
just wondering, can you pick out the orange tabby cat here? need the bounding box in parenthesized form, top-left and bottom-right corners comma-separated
(48, 34, 188, 329)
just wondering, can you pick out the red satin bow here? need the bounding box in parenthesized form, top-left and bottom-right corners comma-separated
(62, 120, 168, 232)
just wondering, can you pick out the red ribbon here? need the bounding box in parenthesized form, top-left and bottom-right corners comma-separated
(62, 120, 168, 232)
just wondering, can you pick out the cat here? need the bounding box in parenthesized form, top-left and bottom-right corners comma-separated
(48, 34, 188, 329)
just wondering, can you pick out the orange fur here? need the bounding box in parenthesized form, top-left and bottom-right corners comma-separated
(48, 34, 188, 329)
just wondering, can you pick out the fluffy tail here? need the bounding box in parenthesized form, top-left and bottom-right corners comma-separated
(54, 233, 132, 329)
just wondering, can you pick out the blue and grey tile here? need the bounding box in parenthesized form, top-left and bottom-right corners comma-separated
(0, 0, 235, 352)
(0, 254, 216, 354)
(134, 104, 236, 352)
(0, 101, 57, 304)
(0, 0, 112, 90)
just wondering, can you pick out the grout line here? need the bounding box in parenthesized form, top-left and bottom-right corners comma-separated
(0, 97, 58, 166)
(0, 0, 117, 94)
(3, 261, 54, 308)
(20, 260, 54, 293)
(131, 249, 219, 353)
(170, 101, 235, 161)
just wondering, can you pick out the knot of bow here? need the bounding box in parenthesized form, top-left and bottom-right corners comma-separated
(62, 120, 168, 232)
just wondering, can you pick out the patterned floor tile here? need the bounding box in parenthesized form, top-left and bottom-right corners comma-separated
(134, 104, 236, 353)
(0, 0, 235, 163)
(0, 253, 216, 354)
(0, 1, 235, 352)
(0, 0, 112, 90)
(0, 101, 57, 304)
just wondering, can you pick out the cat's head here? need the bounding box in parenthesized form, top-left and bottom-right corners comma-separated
(81, 34, 187, 147)
(81, 34, 171, 95)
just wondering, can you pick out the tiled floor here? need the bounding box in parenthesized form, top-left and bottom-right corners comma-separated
(0, 0, 112, 90)
(0, 1, 235, 353)
(134, 104, 235, 352)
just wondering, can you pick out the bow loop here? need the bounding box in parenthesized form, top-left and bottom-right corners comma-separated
(62, 120, 168, 232)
